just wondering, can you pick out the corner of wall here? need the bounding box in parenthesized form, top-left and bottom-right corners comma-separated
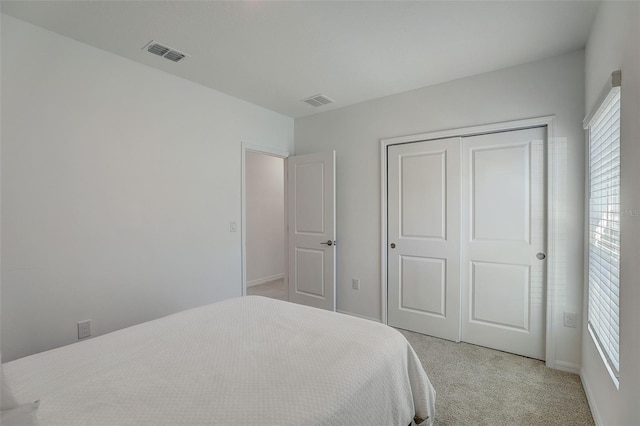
(580, 367, 603, 426)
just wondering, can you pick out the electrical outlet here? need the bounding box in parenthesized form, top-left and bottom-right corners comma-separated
(563, 312, 577, 328)
(352, 278, 360, 290)
(78, 320, 91, 339)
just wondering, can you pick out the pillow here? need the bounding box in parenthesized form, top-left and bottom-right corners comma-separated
(1, 401, 40, 426)
(1, 353, 39, 425)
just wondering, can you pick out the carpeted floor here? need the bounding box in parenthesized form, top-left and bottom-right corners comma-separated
(247, 278, 287, 301)
(398, 329, 594, 426)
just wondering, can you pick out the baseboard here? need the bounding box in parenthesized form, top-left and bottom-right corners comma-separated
(554, 361, 581, 374)
(580, 368, 603, 426)
(247, 273, 284, 288)
(336, 309, 381, 323)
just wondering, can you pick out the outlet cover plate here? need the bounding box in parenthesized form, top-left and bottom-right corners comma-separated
(563, 312, 577, 328)
(78, 320, 91, 339)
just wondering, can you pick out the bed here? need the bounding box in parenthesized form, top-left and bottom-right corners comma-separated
(2, 296, 436, 425)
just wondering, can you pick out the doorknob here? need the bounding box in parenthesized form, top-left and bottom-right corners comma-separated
(321, 240, 334, 246)
(536, 252, 546, 260)
(390, 243, 396, 249)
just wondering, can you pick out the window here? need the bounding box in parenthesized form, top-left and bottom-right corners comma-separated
(584, 70, 621, 385)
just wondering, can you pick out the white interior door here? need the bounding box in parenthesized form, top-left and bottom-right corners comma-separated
(461, 127, 546, 359)
(387, 138, 461, 341)
(287, 151, 336, 311)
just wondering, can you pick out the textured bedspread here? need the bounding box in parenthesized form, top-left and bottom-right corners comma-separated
(3, 296, 435, 425)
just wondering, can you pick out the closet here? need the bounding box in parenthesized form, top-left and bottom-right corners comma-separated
(387, 127, 547, 360)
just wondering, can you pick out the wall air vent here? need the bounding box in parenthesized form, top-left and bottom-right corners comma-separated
(143, 41, 189, 63)
(302, 94, 335, 107)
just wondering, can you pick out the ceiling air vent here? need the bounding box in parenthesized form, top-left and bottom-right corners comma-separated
(302, 94, 335, 107)
(164, 51, 186, 62)
(143, 41, 189, 63)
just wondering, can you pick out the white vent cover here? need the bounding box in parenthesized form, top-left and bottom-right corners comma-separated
(302, 94, 335, 107)
(143, 41, 189, 63)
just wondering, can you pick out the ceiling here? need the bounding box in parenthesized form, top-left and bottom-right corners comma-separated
(1, 1, 599, 118)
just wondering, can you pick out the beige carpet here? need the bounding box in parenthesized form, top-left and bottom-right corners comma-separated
(399, 329, 594, 426)
(246, 278, 287, 301)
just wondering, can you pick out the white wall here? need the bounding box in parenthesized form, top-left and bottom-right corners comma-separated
(0, 11, 3, 361)
(295, 51, 586, 368)
(0, 15, 293, 362)
(245, 152, 284, 285)
(581, 3, 640, 425)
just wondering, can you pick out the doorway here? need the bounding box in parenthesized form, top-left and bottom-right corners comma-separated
(381, 117, 556, 363)
(242, 145, 288, 301)
(241, 145, 337, 311)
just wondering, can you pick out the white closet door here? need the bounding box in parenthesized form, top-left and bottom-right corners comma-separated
(387, 138, 461, 341)
(461, 127, 546, 360)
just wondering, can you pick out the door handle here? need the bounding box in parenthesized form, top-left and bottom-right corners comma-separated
(390, 243, 396, 249)
(536, 252, 546, 260)
(321, 240, 335, 246)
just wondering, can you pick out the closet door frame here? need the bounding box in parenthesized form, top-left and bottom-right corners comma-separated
(380, 115, 559, 369)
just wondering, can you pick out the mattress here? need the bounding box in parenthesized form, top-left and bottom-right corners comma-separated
(3, 296, 436, 425)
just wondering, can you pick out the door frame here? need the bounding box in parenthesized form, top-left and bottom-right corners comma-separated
(241, 142, 290, 297)
(380, 115, 560, 369)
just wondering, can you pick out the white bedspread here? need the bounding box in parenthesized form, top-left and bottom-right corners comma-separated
(3, 296, 435, 425)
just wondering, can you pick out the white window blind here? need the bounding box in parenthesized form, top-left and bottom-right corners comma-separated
(585, 71, 621, 380)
